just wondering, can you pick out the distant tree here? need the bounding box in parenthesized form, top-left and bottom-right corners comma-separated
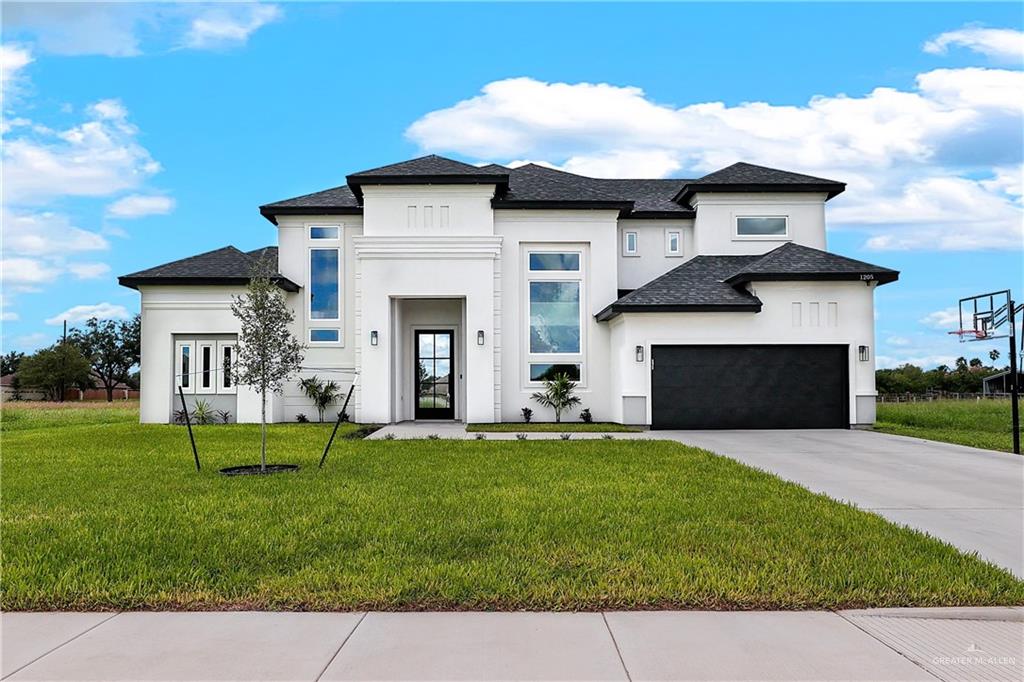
(18, 343, 92, 401)
(990, 349, 1001, 363)
(67, 315, 141, 401)
(231, 259, 305, 471)
(1, 351, 25, 376)
(955, 356, 968, 371)
(968, 357, 983, 370)
(10, 375, 24, 401)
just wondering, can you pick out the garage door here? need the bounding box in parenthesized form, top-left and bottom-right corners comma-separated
(651, 345, 849, 429)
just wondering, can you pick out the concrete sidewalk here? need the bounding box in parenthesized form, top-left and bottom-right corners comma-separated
(367, 421, 652, 440)
(3, 608, 1021, 681)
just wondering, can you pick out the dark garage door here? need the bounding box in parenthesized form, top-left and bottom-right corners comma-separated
(651, 345, 849, 429)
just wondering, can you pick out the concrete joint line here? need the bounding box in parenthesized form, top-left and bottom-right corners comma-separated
(834, 612, 943, 681)
(601, 612, 632, 682)
(1, 611, 121, 680)
(314, 611, 368, 681)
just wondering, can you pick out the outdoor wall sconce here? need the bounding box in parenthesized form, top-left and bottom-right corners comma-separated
(370, 330, 378, 347)
(635, 345, 644, 363)
(858, 345, 869, 362)
(477, 330, 485, 346)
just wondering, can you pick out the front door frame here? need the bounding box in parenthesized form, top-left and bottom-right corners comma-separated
(414, 328, 456, 420)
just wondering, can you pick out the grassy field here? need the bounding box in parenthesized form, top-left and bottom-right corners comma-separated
(875, 399, 1016, 453)
(2, 402, 1021, 611)
(467, 422, 640, 432)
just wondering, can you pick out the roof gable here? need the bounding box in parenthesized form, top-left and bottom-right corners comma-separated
(119, 245, 299, 292)
(724, 243, 899, 285)
(345, 154, 510, 201)
(674, 162, 845, 203)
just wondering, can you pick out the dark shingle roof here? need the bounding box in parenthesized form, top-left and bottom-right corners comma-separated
(596, 256, 764, 320)
(119, 246, 299, 292)
(258, 157, 844, 224)
(724, 242, 899, 285)
(674, 162, 846, 204)
(597, 243, 898, 321)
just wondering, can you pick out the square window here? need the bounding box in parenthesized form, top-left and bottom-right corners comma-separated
(310, 329, 340, 343)
(310, 226, 339, 239)
(529, 252, 580, 271)
(737, 216, 787, 237)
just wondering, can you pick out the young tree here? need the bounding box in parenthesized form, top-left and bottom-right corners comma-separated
(18, 343, 92, 401)
(531, 372, 581, 422)
(1, 351, 25, 376)
(231, 260, 305, 471)
(67, 316, 141, 402)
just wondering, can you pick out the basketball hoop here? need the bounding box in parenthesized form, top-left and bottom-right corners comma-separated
(948, 329, 989, 341)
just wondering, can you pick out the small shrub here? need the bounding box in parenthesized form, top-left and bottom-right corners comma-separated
(475, 433, 486, 440)
(601, 434, 614, 440)
(515, 433, 528, 441)
(296, 413, 309, 423)
(217, 410, 232, 424)
(521, 407, 533, 423)
(337, 409, 349, 423)
(383, 432, 397, 440)
(427, 433, 440, 440)
(191, 399, 215, 425)
(560, 433, 571, 440)
(579, 408, 593, 423)
(172, 408, 187, 425)
(531, 373, 581, 423)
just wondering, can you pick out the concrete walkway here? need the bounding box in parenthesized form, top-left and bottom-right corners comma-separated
(662, 429, 1024, 577)
(3, 608, 1021, 681)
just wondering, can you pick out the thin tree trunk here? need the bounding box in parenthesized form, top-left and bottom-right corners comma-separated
(105, 383, 114, 402)
(260, 390, 267, 472)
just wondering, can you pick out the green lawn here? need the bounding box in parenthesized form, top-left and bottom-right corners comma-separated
(875, 399, 1017, 453)
(467, 422, 640, 432)
(2, 402, 1021, 611)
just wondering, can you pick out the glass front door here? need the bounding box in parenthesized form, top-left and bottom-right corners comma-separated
(415, 330, 454, 420)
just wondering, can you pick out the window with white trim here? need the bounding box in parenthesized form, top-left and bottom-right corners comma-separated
(175, 341, 193, 393)
(666, 230, 681, 256)
(623, 231, 638, 256)
(526, 249, 585, 386)
(173, 337, 238, 396)
(197, 342, 216, 394)
(309, 225, 339, 240)
(736, 216, 788, 238)
(308, 239, 342, 343)
(217, 341, 236, 394)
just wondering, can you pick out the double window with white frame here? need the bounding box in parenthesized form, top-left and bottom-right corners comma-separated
(308, 225, 342, 344)
(525, 249, 584, 385)
(175, 338, 236, 395)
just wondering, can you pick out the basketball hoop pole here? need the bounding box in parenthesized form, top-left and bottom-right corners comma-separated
(1009, 297, 1020, 456)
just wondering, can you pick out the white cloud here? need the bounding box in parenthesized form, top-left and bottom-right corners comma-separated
(405, 61, 1024, 251)
(68, 263, 111, 280)
(1, 258, 61, 286)
(924, 26, 1024, 63)
(885, 336, 912, 347)
(106, 194, 175, 219)
(45, 303, 131, 326)
(2, 311, 20, 322)
(920, 307, 962, 329)
(2, 3, 282, 57)
(2, 209, 109, 257)
(11, 332, 49, 351)
(2, 98, 161, 204)
(182, 4, 282, 50)
(0, 43, 33, 95)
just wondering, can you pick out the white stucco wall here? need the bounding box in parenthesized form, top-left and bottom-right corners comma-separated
(690, 192, 828, 255)
(494, 209, 620, 423)
(616, 219, 693, 290)
(609, 280, 878, 425)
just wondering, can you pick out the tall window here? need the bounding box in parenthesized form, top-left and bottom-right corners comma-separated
(527, 250, 584, 385)
(175, 341, 193, 392)
(666, 230, 681, 256)
(309, 248, 340, 320)
(623, 231, 638, 255)
(736, 216, 788, 237)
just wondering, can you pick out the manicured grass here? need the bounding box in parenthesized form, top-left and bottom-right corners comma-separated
(2, 403, 1021, 611)
(875, 399, 1017, 453)
(467, 422, 640, 433)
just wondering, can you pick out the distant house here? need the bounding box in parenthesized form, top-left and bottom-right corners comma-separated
(982, 370, 1023, 396)
(0, 374, 46, 401)
(0, 372, 139, 402)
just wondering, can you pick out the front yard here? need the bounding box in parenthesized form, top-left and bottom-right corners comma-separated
(2, 403, 1021, 611)
(875, 399, 1016, 453)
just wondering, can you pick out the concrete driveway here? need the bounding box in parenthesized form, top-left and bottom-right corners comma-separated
(662, 429, 1024, 577)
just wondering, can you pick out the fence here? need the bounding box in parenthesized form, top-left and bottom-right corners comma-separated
(877, 392, 1011, 403)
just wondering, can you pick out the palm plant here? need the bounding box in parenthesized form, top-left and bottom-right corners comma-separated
(299, 375, 341, 422)
(531, 372, 581, 423)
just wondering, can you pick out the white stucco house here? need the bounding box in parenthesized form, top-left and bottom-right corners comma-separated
(120, 155, 898, 428)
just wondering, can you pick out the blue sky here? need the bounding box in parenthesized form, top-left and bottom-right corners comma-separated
(2, 2, 1021, 368)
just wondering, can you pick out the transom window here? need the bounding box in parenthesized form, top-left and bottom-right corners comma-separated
(529, 252, 580, 271)
(309, 225, 340, 240)
(736, 216, 788, 237)
(529, 363, 581, 382)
